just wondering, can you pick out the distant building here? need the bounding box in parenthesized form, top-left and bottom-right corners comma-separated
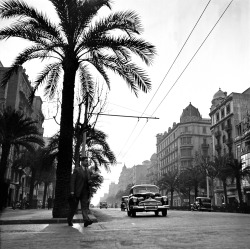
(146, 153, 158, 185)
(117, 164, 133, 191)
(132, 162, 149, 185)
(156, 103, 212, 206)
(210, 87, 250, 206)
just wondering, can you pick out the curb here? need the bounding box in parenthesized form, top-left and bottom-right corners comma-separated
(0, 215, 98, 225)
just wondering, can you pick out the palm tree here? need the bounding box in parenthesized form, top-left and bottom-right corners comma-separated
(0, 0, 156, 217)
(227, 156, 248, 209)
(157, 169, 179, 208)
(213, 155, 232, 208)
(0, 106, 44, 210)
(86, 128, 116, 171)
(14, 147, 55, 208)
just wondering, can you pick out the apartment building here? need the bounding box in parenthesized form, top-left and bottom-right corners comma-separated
(0, 63, 44, 206)
(156, 103, 212, 206)
(209, 87, 250, 206)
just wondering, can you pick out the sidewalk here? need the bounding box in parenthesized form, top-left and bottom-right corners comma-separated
(0, 207, 97, 225)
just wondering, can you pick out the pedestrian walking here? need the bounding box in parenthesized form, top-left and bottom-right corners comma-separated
(67, 156, 92, 227)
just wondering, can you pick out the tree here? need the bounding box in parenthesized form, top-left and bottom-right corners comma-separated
(0, 0, 156, 217)
(0, 107, 44, 210)
(157, 169, 179, 207)
(13, 146, 55, 208)
(213, 155, 232, 208)
(227, 156, 248, 209)
(88, 167, 103, 198)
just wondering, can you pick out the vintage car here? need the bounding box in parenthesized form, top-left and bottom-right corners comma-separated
(191, 197, 212, 211)
(120, 196, 128, 211)
(127, 184, 169, 217)
(99, 201, 108, 209)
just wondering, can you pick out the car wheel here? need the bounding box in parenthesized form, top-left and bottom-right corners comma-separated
(162, 210, 167, 217)
(155, 211, 159, 216)
(131, 211, 136, 217)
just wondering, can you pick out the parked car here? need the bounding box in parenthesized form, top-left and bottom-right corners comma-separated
(99, 201, 108, 209)
(191, 197, 212, 211)
(121, 196, 128, 211)
(127, 184, 169, 217)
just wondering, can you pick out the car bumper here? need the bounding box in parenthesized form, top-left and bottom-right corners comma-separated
(130, 205, 169, 212)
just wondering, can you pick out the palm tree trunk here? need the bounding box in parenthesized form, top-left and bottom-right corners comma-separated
(222, 180, 228, 208)
(53, 64, 77, 218)
(43, 182, 48, 209)
(170, 189, 174, 207)
(235, 174, 243, 208)
(29, 170, 36, 208)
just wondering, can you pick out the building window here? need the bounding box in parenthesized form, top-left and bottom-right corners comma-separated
(221, 122, 224, 130)
(226, 104, 231, 115)
(203, 127, 206, 134)
(221, 108, 225, 119)
(216, 113, 220, 122)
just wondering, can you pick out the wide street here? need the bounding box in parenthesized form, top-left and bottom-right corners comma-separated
(1, 208, 250, 249)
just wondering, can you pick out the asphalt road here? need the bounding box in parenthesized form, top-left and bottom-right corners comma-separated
(1, 208, 250, 249)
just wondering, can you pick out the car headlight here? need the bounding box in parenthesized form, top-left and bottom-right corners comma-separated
(132, 197, 138, 203)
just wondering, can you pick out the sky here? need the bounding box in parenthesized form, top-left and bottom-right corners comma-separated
(0, 0, 250, 205)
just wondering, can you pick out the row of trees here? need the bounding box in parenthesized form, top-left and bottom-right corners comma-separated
(0, 105, 116, 210)
(157, 152, 250, 209)
(0, 0, 156, 217)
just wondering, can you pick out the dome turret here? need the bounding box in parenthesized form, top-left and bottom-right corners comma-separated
(180, 103, 202, 123)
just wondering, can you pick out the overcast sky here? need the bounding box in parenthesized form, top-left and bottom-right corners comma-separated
(0, 0, 250, 205)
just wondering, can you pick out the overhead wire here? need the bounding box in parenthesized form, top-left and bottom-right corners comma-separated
(117, 0, 212, 159)
(120, 0, 234, 161)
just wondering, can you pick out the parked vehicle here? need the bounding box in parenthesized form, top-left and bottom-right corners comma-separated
(191, 197, 212, 211)
(99, 201, 108, 209)
(127, 184, 169, 217)
(120, 196, 128, 211)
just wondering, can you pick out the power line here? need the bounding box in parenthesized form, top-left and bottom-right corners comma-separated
(89, 113, 159, 119)
(151, 0, 234, 116)
(120, 0, 234, 161)
(141, 0, 212, 118)
(118, 0, 212, 160)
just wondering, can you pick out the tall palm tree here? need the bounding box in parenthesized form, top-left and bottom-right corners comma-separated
(0, 0, 156, 217)
(213, 155, 232, 208)
(157, 169, 179, 208)
(227, 156, 248, 209)
(0, 106, 44, 210)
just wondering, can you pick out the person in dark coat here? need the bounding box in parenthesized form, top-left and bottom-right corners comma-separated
(67, 156, 92, 227)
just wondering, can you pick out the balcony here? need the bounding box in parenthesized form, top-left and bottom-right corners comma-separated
(180, 143, 193, 148)
(201, 143, 209, 149)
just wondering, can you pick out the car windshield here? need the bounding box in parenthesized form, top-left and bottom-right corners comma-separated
(133, 186, 159, 194)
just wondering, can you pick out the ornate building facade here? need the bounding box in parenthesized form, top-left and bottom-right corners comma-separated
(156, 103, 212, 206)
(0, 63, 44, 206)
(209, 87, 250, 206)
